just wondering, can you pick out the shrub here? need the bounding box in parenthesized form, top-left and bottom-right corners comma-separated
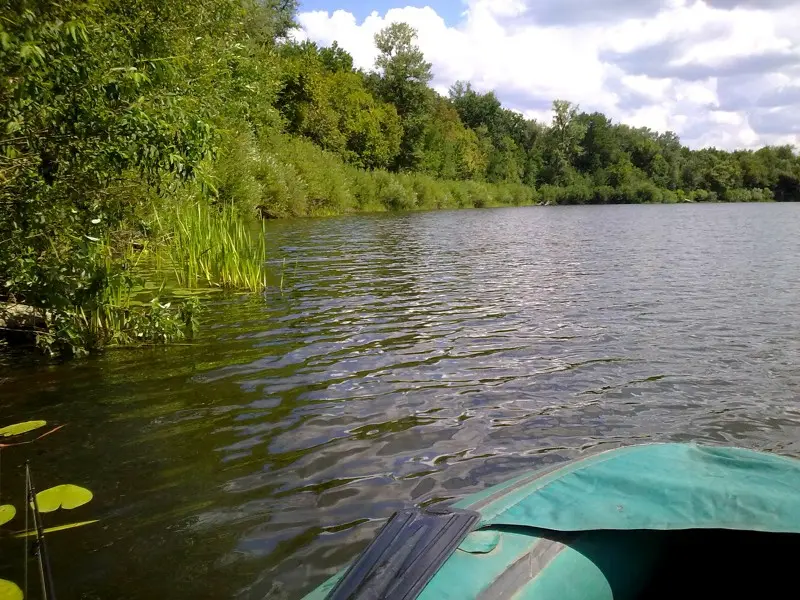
(724, 188, 775, 203)
(507, 184, 535, 206)
(209, 131, 263, 217)
(690, 189, 719, 203)
(410, 174, 447, 210)
(373, 171, 417, 210)
(350, 169, 383, 212)
(591, 186, 615, 205)
(632, 182, 663, 204)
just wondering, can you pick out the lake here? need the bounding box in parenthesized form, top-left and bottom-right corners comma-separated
(2, 203, 800, 599)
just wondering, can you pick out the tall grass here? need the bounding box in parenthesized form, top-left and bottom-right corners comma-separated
(153, 200, 267, 291)
(209, 131, 543, 219)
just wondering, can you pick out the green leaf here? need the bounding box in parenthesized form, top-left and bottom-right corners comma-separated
(0, 505, 16, 526)
(0, 580, 22, 600)
(34, 485, 93, 513)
(0, 421, 47, 437)
(14, 520, 99, 538)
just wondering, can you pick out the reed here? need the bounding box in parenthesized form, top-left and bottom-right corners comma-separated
(153, 200, 267, 292)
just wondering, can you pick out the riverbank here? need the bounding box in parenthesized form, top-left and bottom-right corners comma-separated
(208, 131, 776, 224)
(2, 0, 794, 356)
(0, 156, 777, 357)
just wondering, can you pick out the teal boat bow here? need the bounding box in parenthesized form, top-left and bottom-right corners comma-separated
(304, 443, 800, 599)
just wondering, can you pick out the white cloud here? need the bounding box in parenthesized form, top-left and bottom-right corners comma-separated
(297, 0, 800, 150)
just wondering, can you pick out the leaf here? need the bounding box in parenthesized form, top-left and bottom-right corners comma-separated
(0, 505, 15, 526)
(0, 580, 22, 600)
(14, 520, 99, 538)
(0, 421, 46, 438)
(34, 485, 93, 513)
(0, 424, 65, 448)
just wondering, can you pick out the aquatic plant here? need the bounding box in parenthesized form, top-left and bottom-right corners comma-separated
(152, 200, 267, 292)
(0, 421, 97, 599)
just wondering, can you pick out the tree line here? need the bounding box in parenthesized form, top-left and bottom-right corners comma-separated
(275, 23, 800, 205)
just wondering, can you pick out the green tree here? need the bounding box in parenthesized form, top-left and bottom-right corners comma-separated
(373, 23, 433, 171)
(575, 112, 619, 176)
(319, 41, 354, 73)
(542, 100, 586, 185)
(276, 42, 401, 169)
(449, 82, 503, 131)
(419, 94, 488, 180)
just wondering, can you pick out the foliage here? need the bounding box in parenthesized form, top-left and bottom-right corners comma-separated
(152, 199, 267, 291)
(0, 580, 22, 600)
(0, 421, 97, 597)
(0, 0, 290, 355)
(277, 41, 402, 169)
(372, 23, 433, 171)
(3, 0, 800, 356)
(35, 484, 94, 513)
(0, 506, 16, 526)
(0, 421, 46, 437)
(25, 236, 203, 356)
(0, 0, 227, 314)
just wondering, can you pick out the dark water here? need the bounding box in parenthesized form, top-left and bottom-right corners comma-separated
(2, 203, 800, 599)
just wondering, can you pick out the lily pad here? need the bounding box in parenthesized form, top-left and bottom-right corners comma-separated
(0, 421, 46, 438)
(0, 580, 22, 600)
(34, 485, 93, 513)
(0, 505, 16, 526)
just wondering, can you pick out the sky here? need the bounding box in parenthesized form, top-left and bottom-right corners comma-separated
(294, 0, 800, 151)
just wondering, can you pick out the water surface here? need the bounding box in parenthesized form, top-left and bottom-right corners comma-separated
(2, 203, 800, 599)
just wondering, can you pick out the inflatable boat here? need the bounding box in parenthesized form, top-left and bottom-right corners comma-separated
(303, 443, 800, 599)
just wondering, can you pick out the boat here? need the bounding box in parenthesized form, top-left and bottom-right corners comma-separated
(303, 443, 800, 599)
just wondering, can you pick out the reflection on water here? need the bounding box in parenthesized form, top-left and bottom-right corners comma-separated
(2, 203, 800, 599)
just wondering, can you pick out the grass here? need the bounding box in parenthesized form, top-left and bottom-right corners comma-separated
(210, 131, 543, 219)
(152, 200, 267, 292)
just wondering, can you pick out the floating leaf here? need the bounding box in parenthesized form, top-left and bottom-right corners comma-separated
(14, 520, 99, 538)
(0, 505, 15, 526)
(0, 580, 22, 600)
(0, 424, 65, 448)
(34, 485, 93, 513)
(0, 421, 46, 438)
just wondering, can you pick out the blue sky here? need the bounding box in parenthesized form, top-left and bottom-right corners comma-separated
(298, 0, 464, 26)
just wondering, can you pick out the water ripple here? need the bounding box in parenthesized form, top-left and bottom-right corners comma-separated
(4, 204, 800, 600)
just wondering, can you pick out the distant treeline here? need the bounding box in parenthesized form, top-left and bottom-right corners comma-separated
(270, 28, 800, 208)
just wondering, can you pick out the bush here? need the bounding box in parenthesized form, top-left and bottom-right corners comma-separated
(266, 136, 355, 216)
(408, 174, 440, 209)
(350, 169, 383, 212)
(209, 131, 264, 217)
(591, 186, 615, 205)
(457, 181, 480, 208)
(633, 182, 663, 204)
(253, 152, 308, 217)
(661, 189, 679, 204)
(493, 185, 515, 206)
(447, 182, 470, 208)
(507, 184, 536, 206)
(724, 188, 775, 203)
(562, 183, 593, 205)
(373, 171, 417, 210)
(538, 185, 560, 206)
(690, 189, 719, 203)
